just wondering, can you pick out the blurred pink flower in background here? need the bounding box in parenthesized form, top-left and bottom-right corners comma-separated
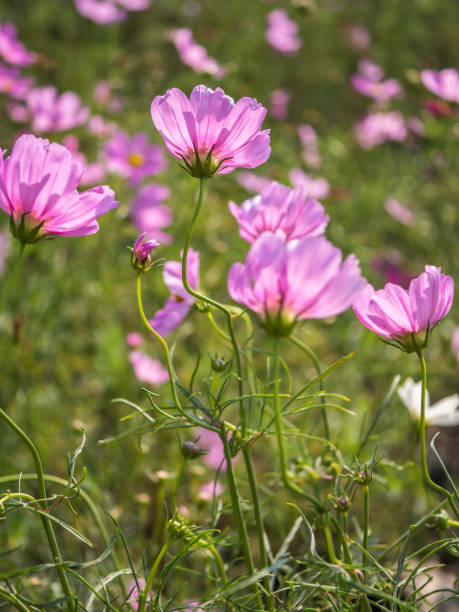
(149, 248, 199, 336)
(127, 578, 152, 611)
(198, 481, 223, 501)
(74, 0, 150, 24)
(126, 332, 143, 348)
(289, 168, 330, 199)
(0, 63, 34, 99)
(353, 266, 454, 349)
(87, 114, 118, 138)
(0, 22, 36, 66)
(269, 89, 290, 120)
(266, 10, 302, 54)
(92, 80, 124, 112)
(371, 252, 411, 287)
(0, 134, 118, 242)
(24, 86, 90, 132)
(384, 198, 416, 226)
(61, 135, 107, 187)
(129, 351, 169, 386)
(358, 59, 384, 82)
(354, 112, 407, 149)
(297, 124, 321, 168)
(236, 171, 272, 193)
(344, 24, 371, 52)
(421, 68, 459, 104)
(196, 428, 231, 472)
(351, 60, 403, 102)
(170, 28, 225, 78)
(0, 231, 10, 275)
(229, 233, 365, 335)
(151, 85, 270, 177)
(184, 603, 205, 612)
(452, 327, 459, 366)
(229, 180, 328, 243)
(105, 131, 167, 186)
(131, 183, 172, 243)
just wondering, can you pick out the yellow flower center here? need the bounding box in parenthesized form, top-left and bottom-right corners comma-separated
(128, 153, 145, 167)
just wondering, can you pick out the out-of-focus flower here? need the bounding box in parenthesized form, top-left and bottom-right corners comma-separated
(196, 428, 233, 472)
(92, 80, 123, 112)
(351, 74, 403, 102)
(0, 134, 118, 243)
(229, 180, 328, 243)
(0, 62, 33, 99)
(24, 86, 89, 132)
(358, 59, 384, 82)
(131, 183, 172, 243)
(170, 28, 225, 78)
(229, 233, 365, 336)
(131, 232, 159, 271)
(184, 603, 205, 612)
(371, 252, 411, 287)
(405, 116, 425, 138)
(398, 378, 459, 426)
(105, 131, 167, 186)
(127, 578, 153, 611)
(384, 198, 416, 226)
(0, 23, 36, 66)
(151, 84, 270, 177)
(0, 231, 10, 275)
(87, 114, 118, 138)
(129, 351, 169, 386)
(126, 332, 143, 348)
(354, 112, 407, 149)
(149, 248, 199, 336)
(269, 89, 290, 121)
(297, 124, 321, 168)
(74, 0, 150, 25)
(6, 101, 28, 122)
(452, 327, 459, 366)
(421, 69, 459, 104)
(344, 24, 371, 52)
(353, 266, 454, 351)
(289, 168, 330, 199)
(424, 99, 453, 117)
(198, 481, 223, 501)
(266, 9, 302, 54)
(61, 134, 107, 187)
(236, 171, 272, 193)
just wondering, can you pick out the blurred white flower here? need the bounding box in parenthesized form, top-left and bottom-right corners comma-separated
(397, 378, 459, 426)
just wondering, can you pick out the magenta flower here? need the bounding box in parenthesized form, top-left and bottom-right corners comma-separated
(131, 183, 173, 244)
(297, 124, 321, 168)
(269, 89, 290, 121)
(266, 10, 302, 55)
(0, 134, 118, 243)
(131, 232, 159, 271)
(105, 131, 167, 186)
(129, 351, 169, 386)
(229, 181, 328, 244)
(371, 253, 411, 287)
(421, 69, 459, 104)
(150, 85, 270, 177)
(384, 198, 416, 226)
(25, 86, 89, 132)
(126, 332, 143, 348)
(74, 0, 150, 24)
(228, 233, 365, 335)
(149, 248, 200, 336)
(196, 427, 236, 472)
(289, 168, 330, 199)
(127, 578, 153, 611)
(353, 266, 454, 351)
(198, 481, 223, 501)
(0, 63, 34, 99)
(354, 112, 407, 149)
(236, 171, 272, 193)
(0, 23, 36, 66)
(170, 28, 225, 78)
(0, 231, 10, 276)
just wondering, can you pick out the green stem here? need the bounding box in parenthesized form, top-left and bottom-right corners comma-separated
(363, 484, 369, 565)
(0, 587, 32, 612)
(208, 544, 228, 586)
(415, 350, 459, 520)
(0, 241, 26, 313)
(138, 539, 169, 612)
(0, 409, 76, 611)
(323, 525, 338, 564)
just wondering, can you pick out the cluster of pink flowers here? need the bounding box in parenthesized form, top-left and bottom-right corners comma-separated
(169, 28, 225, 78)
(265, 9, 302, 54)
(354, 111, 407, 149)
(74, 0, 151, 25)
(0, 63, 33, 99)
(351, 59, 403, 102)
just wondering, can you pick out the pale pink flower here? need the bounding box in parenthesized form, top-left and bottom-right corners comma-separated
(229, 180, 328, 243)
(421, 69, 459, 104)
(0, 63, 33, 99)
(149, 249, 199, 336)
(297, 124, 321, 168)
(131, 183, 172, 243)
(105, 131, 167, 186)
(170, 28, 225, 78)
(128, 578, 152, 611)
(25, 86, 89, 132)
(93, 80, 111, 104)
(184, 602, 206, 612)
(6, 101, 28, 123)
(452, 327, 459, 366)
(74, 0, 150, 25)
(151, 84, 270, 177)
(350, 74, 403, 102)
(384, 198, 416, 226)
(228, 233, 365, 335)
(266, 9, 302, 55)
(354, 112, 407, 149)
(61, 135, 107, 186)
(87, 114, 118, 138)
(289, 168, 330, 199)
(129, 351, 169, 386)
(344, 24, 371, 52)
(0, 23, 36, 66)
(236, 171, 273, 193)
(196, 428, 230, 472)
(358, 60, 384, 82)
(353, 266, 454, 350)
(0, 231, 10, 275)
(0, 134, 118, 242)
(198, 481, 223, 501)
(126, 332, 143, 348)
(269, 89, 290, 121)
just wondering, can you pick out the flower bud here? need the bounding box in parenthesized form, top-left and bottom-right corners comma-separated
(130, 232, 159, 272)
(181, 440, 208, 460)
(211, 355, 227, 372)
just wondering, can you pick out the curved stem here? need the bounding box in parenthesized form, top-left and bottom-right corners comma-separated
(323, 525, 338, 564)
(415, 349, 459, 520)
(208, 544, 228, 586)
(139, 539, 169, 612)
(0, 241, 26, 313)
(0, 409, 76, 611)
(0, 587, 32, 612)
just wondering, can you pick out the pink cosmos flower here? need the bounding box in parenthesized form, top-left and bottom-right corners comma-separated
(150, 85, 270, 177)
(0, 231, 9, 275)
(384, 198, 416, 226)
(74, 0, 150, 24)
(452, 327, 459, 366)
(229, 180, 328, 244)
(297, 124, 321, 168)
(0, 63, 34, 99)
(0, 134, 118, 243)
(344, 24, 371, 52)
(353, 266, 454, 351)
(0, 23, 36, 66)
(358, 60, 384, 82)
(131, 183, 172, 244)
(354, 112, 407, 149)
(236, 171, 273, 193)
(289, 168, 330, 199)
(196, 428, 233, 472)
(149, 249, 199, 336)
(228, 233, 365, 335)
(421, 69, 459, 104)
(132, 232, 159, 269)
(25, 86, 90, 132)
(198, 481, 223, 501)
(269, 89, 290, 121)
(105, 131, 167, 186)
(126, 332, 143, 348)
(127, 578, 152, 611)
(87, 114, 118, 138)
(6, 101, 28, 123)
(170, 28, 225, 78)
(129, 351, 169, 386)
(351, 74, 403, 102)
(266, 10, 302, 55)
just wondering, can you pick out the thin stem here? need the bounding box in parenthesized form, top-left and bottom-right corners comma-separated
(0, 587, 32, 612)
(323, 525, 339, 564)
(0, 409, 76, 611)
(208, 544, 228, 586)
(0, 241, 26, 313)
(139, 539, 169, 612)
(363, 484, 369, 565)
(415, 350, 459, 520)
